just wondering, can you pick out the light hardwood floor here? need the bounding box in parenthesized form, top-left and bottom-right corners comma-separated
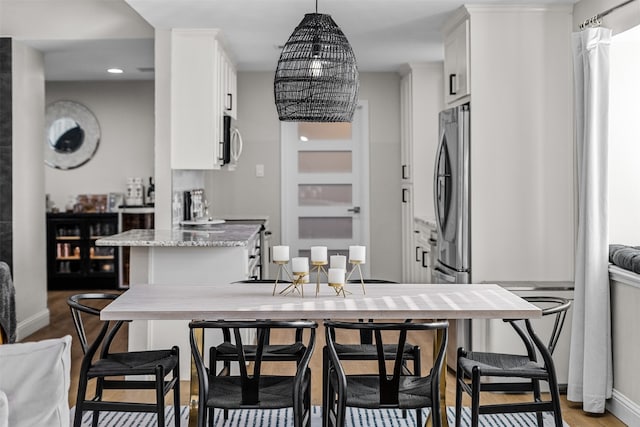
(22, 290, 625, 427)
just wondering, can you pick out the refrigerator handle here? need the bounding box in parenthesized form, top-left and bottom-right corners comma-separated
(433, 267, 456, 283)
(433, 132, 445, 235)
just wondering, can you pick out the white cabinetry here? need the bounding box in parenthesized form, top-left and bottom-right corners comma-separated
(128, 244, 256, 379)
(170, 29, 237, 169)
(413, 218, 436, 283)
(400, 64, 443, 282)
(219, 50, 237, 119)
(441, 5, 575, 351)
(443, 16, 470, 105)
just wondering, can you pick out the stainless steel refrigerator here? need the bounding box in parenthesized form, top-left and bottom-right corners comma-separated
(432, 103, 471, 366)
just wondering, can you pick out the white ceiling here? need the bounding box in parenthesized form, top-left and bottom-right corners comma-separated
(30, 0, 577, 81)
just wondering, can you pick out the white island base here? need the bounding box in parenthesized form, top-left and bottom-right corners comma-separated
(127, 245, 254, 380)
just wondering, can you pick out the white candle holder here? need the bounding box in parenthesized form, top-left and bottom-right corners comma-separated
(328, 267, 350, 298)
(346, 260, 366, 294)
(312, 261, 329, 297)
(328, 282, 350, 297)
(278, 271, 308, 297)
(272, 260, 293, 296)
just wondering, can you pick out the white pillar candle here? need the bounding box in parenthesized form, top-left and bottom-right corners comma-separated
(291, 257, 309, 274)
(310, 246, 328, 263)
(272, 245, 289, 262)
(349, 245, 366, 263)
(328, 268, 345, 284)
(330, 255, 347, 270)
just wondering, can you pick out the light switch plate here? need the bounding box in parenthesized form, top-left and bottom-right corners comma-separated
(255, 164, 265, 177)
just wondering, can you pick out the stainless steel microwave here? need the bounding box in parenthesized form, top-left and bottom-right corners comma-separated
(222, 114, 243, 167)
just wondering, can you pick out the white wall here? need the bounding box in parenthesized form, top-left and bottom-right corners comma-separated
(154, 29, 173, 229)
(608, 26, 640, 246)
(468, 5, 575, 283)
(44, 81, 155, 209)
(207, 71, 403, 281)
(12, 41, 49, 339)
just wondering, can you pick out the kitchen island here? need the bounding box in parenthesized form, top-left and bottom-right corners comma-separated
(96, 224, 262, 379)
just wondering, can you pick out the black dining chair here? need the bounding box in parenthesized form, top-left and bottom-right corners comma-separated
(68, 293, 180, 427)
(226, 280, 303, 366)
(324, 319, 448, 427)
(189, 319, 317, 427)
(322, 280, 422, 423)
(217, 280, 308, 421)
(455, 296, 572, 427)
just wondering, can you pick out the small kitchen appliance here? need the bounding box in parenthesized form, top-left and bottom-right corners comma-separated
(125, 177, 144, 206)
(222, 115, 243, 170)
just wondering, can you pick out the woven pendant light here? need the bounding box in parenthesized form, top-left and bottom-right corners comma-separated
(274, 4, 359, 122)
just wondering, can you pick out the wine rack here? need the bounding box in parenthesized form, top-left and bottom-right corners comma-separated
(46, 213, 119, 289)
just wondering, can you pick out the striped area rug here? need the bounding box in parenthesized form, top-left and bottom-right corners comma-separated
(73, 405, 569, 426)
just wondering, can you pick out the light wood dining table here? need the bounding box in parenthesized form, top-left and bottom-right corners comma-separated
(101, 282, 541, 427)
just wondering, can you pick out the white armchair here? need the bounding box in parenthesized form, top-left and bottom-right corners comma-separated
(0, 335, 71, 427)
(0, 389, 8, 427)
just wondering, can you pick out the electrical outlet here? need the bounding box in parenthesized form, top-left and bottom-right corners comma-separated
(255, 164, 265, 177)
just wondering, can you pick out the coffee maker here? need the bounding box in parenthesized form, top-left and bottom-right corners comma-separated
(182, 188, 208, 221)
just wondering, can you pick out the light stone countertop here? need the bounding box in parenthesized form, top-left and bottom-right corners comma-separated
(95, 224, 260, 247)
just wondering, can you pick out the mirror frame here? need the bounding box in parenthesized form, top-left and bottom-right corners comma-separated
(44, 100, 101, 170)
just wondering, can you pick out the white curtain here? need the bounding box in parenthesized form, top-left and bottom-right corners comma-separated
(567, 27, 613, 414)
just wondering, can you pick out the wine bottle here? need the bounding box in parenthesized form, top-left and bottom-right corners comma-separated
(147, 177, 155, 205)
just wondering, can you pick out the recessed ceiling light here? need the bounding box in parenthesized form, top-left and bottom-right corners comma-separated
(107, 68, 124, 74)
(299, 136, 309, 142)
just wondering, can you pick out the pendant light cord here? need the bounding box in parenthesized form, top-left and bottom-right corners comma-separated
(315, 0, 318, 13)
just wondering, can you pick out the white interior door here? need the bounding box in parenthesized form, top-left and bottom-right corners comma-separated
(281, 102, 370, 277)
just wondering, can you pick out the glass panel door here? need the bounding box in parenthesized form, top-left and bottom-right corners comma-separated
(281, 103, 369, 279)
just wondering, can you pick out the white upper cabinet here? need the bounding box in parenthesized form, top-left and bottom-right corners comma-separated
(399, 64, 443, 282)
(171, 29, 237, 169)
(443, 17, 470, 105)
(400, 73, 413, 183)
(220, 50, 238, 120)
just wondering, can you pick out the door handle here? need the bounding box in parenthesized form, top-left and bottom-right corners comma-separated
(402, 164, 409, 180)
(449, 74, 457, 95)
(226, 93, 233, 111)
(347, 207, 361, 214)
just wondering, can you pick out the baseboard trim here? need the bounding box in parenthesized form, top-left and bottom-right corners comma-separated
(16, 308, 50, 341)
(607, 388, 640, 426)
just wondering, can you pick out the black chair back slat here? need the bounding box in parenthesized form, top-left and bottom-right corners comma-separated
(189, 319, 317, 427)
(324, 320, 448, 427)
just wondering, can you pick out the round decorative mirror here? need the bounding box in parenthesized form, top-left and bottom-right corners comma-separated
(44, 100, 100, 170)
